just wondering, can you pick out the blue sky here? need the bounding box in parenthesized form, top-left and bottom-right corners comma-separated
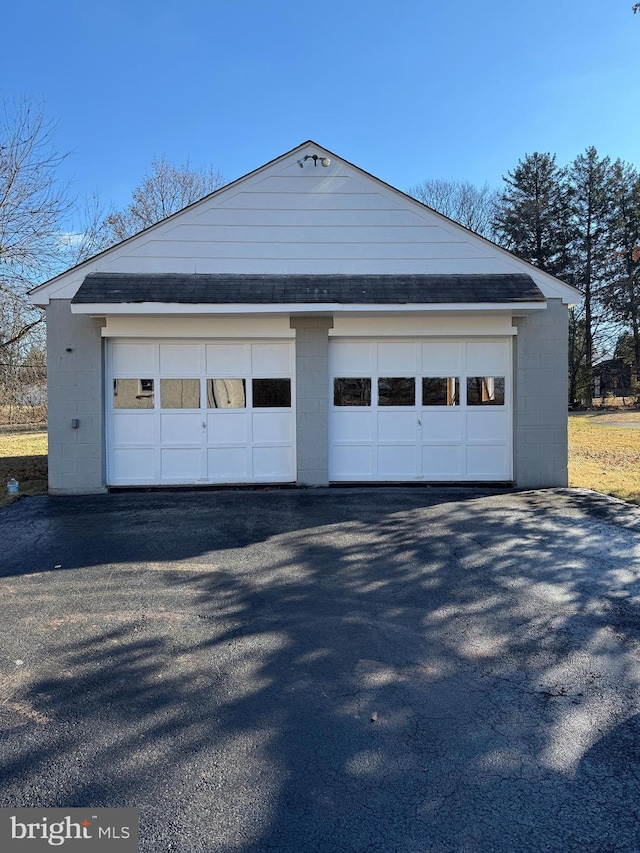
(3, 0, 639, 215)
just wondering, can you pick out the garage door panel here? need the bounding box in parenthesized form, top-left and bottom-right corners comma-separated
(377, 410, 416, 442)
(466, 410, 508, 442)
(111, 447, 155, 482)
(208, 447, 249, 481)
(421, 342, 463, 374)
(377, 343, 417, 374)
(161, 448, 202, 481)
(206, 344, 250, 375)
(160, 413, 202, 445)
(112, 412, 155, 446)
(466, 445, 509, 477)
(422, 445, 463, 477)
(331, 410, 373, 443)
(420, 410, 462, 442)
(207, 412, 248, 444)
(466, 342, 507, 374)
(111, 343, 157, 375)
(377, 445, 417, 477)
(330, 445, 373, 478)
(159, 344, 202, 374)
(329, 342, 373, 374)
(251, 343, 292, 375)
(253, 446, 294, 479)
(253, 411, 293, 443)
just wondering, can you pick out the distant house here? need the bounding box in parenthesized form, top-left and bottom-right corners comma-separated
(593, 357, 634, 399)
(30, 140, 581, 494)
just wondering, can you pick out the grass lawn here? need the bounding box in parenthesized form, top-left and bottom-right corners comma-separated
(0, 429, 48, 508)
(569, 410, 640, 505)
(1, 416, 640, 507)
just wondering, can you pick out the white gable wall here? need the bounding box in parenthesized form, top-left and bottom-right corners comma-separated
(110, 164, 504, 275)
(31, 142, 578, 304)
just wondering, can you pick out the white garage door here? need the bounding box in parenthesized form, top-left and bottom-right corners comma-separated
(107, 341, 295, 485)
(329, 340, 512, 481)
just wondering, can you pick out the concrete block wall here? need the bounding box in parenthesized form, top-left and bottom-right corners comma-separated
(47, 300, 106, 494)
(44, 300, 569, 492)
(290, 316, 333, 485)
(513, 298, 569, 488)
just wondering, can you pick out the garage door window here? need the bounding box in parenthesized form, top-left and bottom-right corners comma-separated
(334, 378, 371, 406)
(160, 379, 200, 409)
(466, 376, 505, 406)
(378, 378, 415, 406)
(113, 379, 154, 409)
(252, 378, 291, 408)
(207, 379, 246, 409)
(422, 377, 459, 406)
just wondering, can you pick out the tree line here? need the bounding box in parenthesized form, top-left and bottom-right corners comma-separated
(1, 97, 639, 422)
(411, 150, 640, 407)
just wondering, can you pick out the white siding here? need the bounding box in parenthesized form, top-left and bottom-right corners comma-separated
(100, 163, 498, 275)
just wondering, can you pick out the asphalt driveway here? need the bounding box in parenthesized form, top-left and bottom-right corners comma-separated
(1, 487, 639, 852)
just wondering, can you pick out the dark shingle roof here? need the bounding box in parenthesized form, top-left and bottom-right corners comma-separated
(71, 273, 545, 305)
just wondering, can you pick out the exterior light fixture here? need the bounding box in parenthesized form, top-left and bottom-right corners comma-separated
(297, 154, 331, 168)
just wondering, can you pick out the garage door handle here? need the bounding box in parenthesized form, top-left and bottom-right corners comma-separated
(202, 422, 206, 430)
(417, 419, 421, 426)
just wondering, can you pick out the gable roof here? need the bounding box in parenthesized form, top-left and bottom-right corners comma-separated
(31, 139, 581, 307)
(72, 272, 545, 306)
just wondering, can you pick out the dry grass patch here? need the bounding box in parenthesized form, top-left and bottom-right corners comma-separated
(0, 429, 48, 507)
(569, 412, 640, 505)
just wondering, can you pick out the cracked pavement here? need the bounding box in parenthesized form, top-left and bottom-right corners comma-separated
(0, 487, 639, 852)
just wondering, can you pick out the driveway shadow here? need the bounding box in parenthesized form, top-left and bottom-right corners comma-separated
(0, 488, 639, 851)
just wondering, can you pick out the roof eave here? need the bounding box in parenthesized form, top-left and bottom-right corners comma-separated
(70, 301, 547, 316)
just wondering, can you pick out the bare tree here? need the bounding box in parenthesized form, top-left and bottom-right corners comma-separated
(407, 178, 499, 239)
(68, 157, 226, 263)
(61, 192, 112, 266)
(0, 97, 72, 421)
(0, 289, 46, 424)
(102, 157, 225, 245)
(0, 97, 70, 302)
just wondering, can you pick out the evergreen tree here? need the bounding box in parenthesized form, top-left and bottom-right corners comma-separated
(601, 161, 640, 384)
(493, 152, 580, 403)
(493, 152, 574, 278)
(567, 147, 618, 406)
(568, 308, 589, 405)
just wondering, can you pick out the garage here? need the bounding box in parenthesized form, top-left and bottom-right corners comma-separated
(329, 339, 512, 482)
(33, 140, 579, 494)
(107, 340, 295, 486)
